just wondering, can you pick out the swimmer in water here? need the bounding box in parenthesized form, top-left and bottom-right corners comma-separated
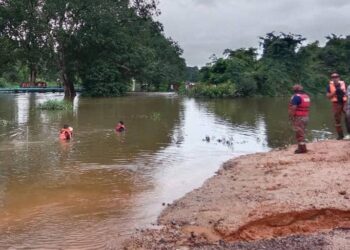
(59, 124, 73, 140)
(115, 121, 126, 133)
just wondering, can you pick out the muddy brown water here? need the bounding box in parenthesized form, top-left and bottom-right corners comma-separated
(0, 93, 336, 248)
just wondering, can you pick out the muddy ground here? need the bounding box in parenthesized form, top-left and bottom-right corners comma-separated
(124, 140, 350, 249)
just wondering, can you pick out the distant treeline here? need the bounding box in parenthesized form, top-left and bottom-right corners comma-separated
(0, 0, 186, 98)
(187, 33, 350, 97)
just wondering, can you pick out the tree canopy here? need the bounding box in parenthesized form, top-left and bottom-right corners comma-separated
(198, 32, 350, 97)
(0, 0, 186, 98)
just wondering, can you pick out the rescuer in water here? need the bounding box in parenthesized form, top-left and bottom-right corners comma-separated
(60, 125, 73, 140)
(326, 73, 350, 140)
(289, 84, 311, 154)
(115, 121, 126, 133)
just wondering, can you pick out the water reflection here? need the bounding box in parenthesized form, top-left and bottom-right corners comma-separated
(0, 93, 335, 248)
(205, 97, 334, 148)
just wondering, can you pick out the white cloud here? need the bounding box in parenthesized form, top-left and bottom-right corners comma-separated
(157, 0, 350, 66)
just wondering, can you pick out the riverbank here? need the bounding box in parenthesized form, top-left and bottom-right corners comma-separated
(124, 140, 350, 249)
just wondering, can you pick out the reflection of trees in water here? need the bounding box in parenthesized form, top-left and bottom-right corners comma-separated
(201, 98, 263, 129)
(71, 96, 182, 165)
(260, 97, 334, 148)
(202, 98, 264, 129)
(202, 97, 334, 149)
(0, 94, 183, 236)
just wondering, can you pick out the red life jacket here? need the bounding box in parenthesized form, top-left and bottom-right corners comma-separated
(115, 124, 125, 132)
(292, 93, 311, 117)
(59, 129, 72, 140)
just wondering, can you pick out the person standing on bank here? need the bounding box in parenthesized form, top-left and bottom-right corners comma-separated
(346, 84, 350, 132)
(326, 73, 350, 140)
(289, 84, 311, 154)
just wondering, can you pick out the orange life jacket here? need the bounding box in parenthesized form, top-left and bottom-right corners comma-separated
(329, 81, 347, 103)
(60, 129, 72, 140)
(291, 93, 311, 117)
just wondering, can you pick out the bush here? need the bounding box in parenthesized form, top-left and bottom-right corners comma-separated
(158, 83, 169, 92)
(0, 78, 8, 88)
(235, 73, 258, 97)
(187, 83, 237, 98)
(82, 61, 129, 97)
(38, 100, 73, 111)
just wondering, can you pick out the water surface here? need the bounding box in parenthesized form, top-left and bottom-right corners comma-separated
(0, 93, 335, 248)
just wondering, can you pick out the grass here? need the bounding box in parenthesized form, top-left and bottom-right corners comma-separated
(38, 100, 73, 111)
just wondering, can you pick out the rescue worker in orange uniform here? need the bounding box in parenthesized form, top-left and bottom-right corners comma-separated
(289, 84, 311, 154)
(326, 73, 350, 140)
(60, 124, 73, 140)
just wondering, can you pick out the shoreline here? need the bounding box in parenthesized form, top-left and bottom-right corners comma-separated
(124, 140, 350, 249)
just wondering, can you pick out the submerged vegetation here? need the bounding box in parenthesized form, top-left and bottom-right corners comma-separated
(190, 33, 350, 97)
(38, 100, 73, 111)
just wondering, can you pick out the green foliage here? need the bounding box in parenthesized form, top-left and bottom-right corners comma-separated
(0, 0, 186, 97)
(38, 100, 73, 111)
(236, 73, 258, 96)
(0, 78, 8, 88)
(199, 32, 350, 97)
(186, 66, 200, 82)
(187, 83, 236, 98)
(158, 84, 170, 92)
(82, 61, 128, 97)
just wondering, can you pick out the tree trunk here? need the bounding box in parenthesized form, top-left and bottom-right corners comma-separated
(58, 48, 76, 100)
(62, 73, 76, 101)
(29, 66, 37, 84)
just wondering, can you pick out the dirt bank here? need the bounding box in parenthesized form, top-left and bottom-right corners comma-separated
(124, 140, 350, 249)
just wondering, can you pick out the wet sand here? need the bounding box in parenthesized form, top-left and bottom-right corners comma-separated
(124, 140, 350, 249)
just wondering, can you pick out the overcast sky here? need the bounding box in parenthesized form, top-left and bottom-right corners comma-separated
(157, 0, 350, 66)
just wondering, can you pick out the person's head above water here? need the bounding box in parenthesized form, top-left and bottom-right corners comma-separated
(63, 124, 69, 129)
(119, 121, 124, 125)
(292, 84, 303, 93)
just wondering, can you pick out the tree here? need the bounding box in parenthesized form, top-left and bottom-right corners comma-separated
(256, 33, 307, 95)
(0, 0, 186, 98)
(186, 66, 199, 82)
(0, 0, 49, 83)
(196, 32, 350, 97)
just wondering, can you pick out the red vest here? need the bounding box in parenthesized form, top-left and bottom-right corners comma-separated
(59, 129, 72, 140)
(292, 93, 311, 117)
(115, 124, 125, 132)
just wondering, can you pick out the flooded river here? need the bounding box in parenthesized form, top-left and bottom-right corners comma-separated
(0, 93, 335, 248)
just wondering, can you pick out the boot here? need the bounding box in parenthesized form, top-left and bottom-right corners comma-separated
(295, 144, 307, 154)
(337, 131, 344, 140)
